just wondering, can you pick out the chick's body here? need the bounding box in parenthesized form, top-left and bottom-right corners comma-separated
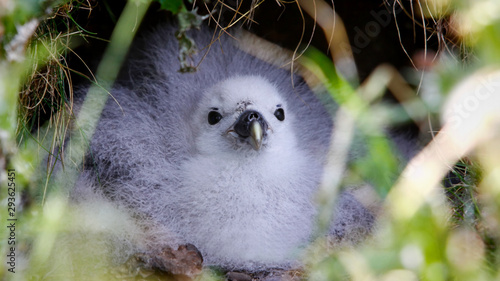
(76, 25, 372, 271)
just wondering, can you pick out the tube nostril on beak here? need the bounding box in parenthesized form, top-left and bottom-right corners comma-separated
(247, 112, 260, 121)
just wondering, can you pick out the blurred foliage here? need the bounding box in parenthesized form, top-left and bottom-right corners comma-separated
(1, 0, 500, 280)
(303, 0, 500, 280)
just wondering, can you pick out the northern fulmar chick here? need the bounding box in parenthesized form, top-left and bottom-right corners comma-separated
(72, 24, 375, 272)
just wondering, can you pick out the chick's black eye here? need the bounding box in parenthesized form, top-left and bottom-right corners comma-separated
(274, 108, 285, 121)
(208, 111, 223, 125)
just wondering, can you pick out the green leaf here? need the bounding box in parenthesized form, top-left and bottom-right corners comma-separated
(353, 135, 401, 197)
(156, 0, 184, 14)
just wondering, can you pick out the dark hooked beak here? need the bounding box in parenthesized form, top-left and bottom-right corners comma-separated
(227, 110, 268, 151)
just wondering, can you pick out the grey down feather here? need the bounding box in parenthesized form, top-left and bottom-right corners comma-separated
(71, 24, 375, 271)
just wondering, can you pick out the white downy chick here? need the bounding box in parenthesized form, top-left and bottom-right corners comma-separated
(72, 24, 375, 272)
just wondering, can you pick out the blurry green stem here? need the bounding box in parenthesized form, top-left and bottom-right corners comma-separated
(314, 108, 356, 237)
(302, 48, 400, 197)
(45, 0, 152, 203)
(0, 62, 22, 151)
